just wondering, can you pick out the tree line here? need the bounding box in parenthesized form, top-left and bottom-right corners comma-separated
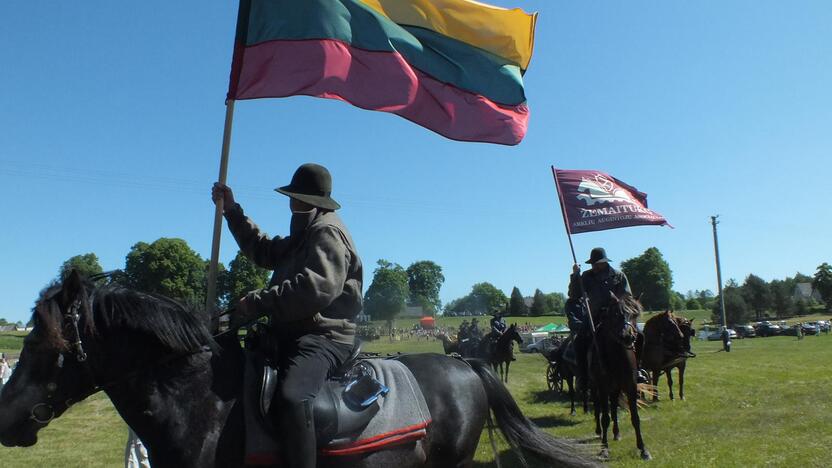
(713, 262, 832, 325)
(47, 238, 270, 310)
(16, 241, 829, 330)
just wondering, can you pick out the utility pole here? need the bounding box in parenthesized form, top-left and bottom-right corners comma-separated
(711, 215, 727, 330)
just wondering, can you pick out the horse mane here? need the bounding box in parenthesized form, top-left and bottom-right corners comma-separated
(31, 277, 214, 354)
(617, 294, 643, 320)
(93, 286, 215, 353)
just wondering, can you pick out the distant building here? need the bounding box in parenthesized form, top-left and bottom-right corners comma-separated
(0, 325, 18, 332)
(793, 283, 822, 302)
(399, 305, 427, 318)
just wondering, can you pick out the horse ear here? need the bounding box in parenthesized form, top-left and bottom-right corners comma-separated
(61, 269, 83, 305)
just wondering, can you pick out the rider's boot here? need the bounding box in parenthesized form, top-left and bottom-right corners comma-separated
(280, 399, 316, 468)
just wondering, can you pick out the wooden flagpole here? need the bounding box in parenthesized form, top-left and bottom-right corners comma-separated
(206, 99, 236, 311)
(550, 166, 579, 265)
(550, 166, 597, 335)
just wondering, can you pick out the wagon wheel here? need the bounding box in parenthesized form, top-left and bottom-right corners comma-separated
(546, 362, 563, 393)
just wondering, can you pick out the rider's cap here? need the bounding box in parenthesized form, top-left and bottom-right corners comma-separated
(585, 247, 610, 264)
(275, 163, 341, 210)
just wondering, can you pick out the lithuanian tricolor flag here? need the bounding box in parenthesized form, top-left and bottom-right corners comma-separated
(227, 0, 537, 145)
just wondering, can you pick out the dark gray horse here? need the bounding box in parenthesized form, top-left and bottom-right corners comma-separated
(0, 271, 597, 468)
(478, 324, 523, 383)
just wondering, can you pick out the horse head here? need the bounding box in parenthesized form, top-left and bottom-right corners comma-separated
(603, 292, 642, 347)
(0, 270, 99, 447)
(507, 323, 522, 345)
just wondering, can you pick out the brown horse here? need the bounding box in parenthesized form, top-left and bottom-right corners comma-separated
(436, 332, 459, 354)
(642, 311, 695, 401)
(478, 324, 522, 383)
(588, 293, 651, 460)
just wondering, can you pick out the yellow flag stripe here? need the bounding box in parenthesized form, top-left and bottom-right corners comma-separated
(358, 0, 536, 69)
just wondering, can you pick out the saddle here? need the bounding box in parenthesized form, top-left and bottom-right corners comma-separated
(254, 343, 385, 444)
(243, 328, 431, 464)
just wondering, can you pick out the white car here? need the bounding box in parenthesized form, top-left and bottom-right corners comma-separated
(523, 337, 558, 354)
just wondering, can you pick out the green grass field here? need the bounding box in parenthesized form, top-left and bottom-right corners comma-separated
(1, 329, 830, 467)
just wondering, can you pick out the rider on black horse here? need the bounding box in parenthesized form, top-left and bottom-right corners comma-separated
(485, 309, 507, 356)
(568, 248, 633, 385)
(213, 163, 363, 468)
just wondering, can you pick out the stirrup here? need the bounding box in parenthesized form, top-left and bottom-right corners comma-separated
(637, 369, 650, 384)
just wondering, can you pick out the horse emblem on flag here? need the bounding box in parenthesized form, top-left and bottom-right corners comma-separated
(576, 174, 639, 206)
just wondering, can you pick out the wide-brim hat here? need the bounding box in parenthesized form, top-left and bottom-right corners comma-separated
(275, 163, 341, 210)
(585, 247, 611, 264)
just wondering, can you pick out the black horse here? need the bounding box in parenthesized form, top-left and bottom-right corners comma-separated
(588, 293, 651, 461)
(642, 311, 695, 401)
(0, 271, 597, 468)
(478, 324, 523, 383)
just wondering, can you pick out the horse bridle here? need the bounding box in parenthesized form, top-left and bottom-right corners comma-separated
(28, 297, 213, 425)
(28, 298, 99, 424)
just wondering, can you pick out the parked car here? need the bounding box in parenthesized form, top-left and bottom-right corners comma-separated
(522, 336, 558, 354)
(733, 325, 756, 338)
(815, 321, 831, 332)
(707, 328, 737, 341)
(781, 325, 799, 336)
(754, 323, 782, 337)
(802, 323, 820, 335)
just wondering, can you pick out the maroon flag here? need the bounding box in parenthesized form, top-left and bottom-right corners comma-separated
(552, 168, 671, 234)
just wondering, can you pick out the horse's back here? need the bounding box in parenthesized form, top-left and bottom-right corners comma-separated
(396, 353, 489, 467)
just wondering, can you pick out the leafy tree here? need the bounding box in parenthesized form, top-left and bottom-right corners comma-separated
(695, 289, 716, 310)
(0, 318, 7, 326)
(529, 289, 546, 316)
(545, 292, 566, 315)
(795, 299, 809, 315)
(59, 253, 103, 280)
(769, 279, 795, 318)
(813, 263, 832, 311)
(742, 274, 771, 320)
(670, 291, 687, 311)
(685, 298, 701, 310)
(469, 282, 508, 314)
(444, 282, 508, 316)
(406, 260, 445, 316)
(713, 283, 751, 326)
(509, 286, 528, 316)
(621, 247, 673, 310)
(443, 297, 468, 315)
(220, 250, 270, 308)
(124, 238, 210, 304)
(793, 272, 812, 284)
(364, 260, 409, 326)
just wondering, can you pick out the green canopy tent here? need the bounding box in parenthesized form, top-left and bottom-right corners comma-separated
(534, 323, 570, 334)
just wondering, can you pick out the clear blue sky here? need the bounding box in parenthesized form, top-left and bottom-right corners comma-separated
(1, 1, 830, 324)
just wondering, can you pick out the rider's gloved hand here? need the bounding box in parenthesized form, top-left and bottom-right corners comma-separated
(230, 293, 262, 329)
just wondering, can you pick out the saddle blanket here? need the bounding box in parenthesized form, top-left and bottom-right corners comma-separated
(245, 358, 431, 464)
(321, 358, 431, 456)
